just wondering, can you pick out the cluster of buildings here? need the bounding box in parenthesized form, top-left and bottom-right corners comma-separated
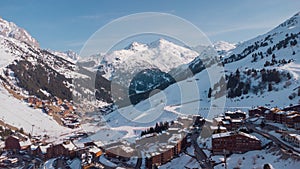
(0, 131, 102, 168)
(282, 133, 300, 148)
(138, 128, 188, 168)
(249, 106, 300, 129)
(249, 106, 300, 147)
(0, 115, 198, 168)
(211, 110, 262, 155)
(212, 110, 246, 131)
(26, 96, 80, 128)
(102, 116, 196, 168)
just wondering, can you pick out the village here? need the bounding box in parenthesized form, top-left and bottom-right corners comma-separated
(0, 103, 300, 168)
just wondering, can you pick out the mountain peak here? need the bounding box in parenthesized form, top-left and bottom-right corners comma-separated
(0, 17, 39, 48)
(125, 41, 148, 51)
(148, 38, 175, 48)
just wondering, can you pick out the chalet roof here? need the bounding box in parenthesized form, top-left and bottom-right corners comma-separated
(288, 134, 300, 141)
(210, 126, 226, 130)
(239, 132, 260, 140)
(212, 131, 259, 141)
(62, 142, 76, 150)
(19, 139, 31, 147)
(30, 145, 39, 151)
(40, 144, 51, 154)
(89, 146, 101, 154)
(287, 114, 300, 119)
(225, 110, 246, 114)
(231, 119, 242, 123)
(222, 121, 230, 125)
(212, 132, 231, 139)
(214, 117, 223, 122)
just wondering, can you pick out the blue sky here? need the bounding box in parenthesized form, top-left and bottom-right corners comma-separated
(0, 0, 299, 53)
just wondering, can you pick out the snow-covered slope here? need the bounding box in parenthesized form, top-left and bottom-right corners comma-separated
(213, 41, 236, 55)
(51, 50, 79, 63)
(0, 85, 71, 137)
(102, 12, 300, 130)
(0, 17, 39, 48)
(0, 35, 75, 99)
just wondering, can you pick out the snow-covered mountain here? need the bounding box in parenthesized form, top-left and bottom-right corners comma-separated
(77, 39, 214, 105)
(213, 41, 236, 55)
(0, 17, 39, 48)
(0, 35, 75, 100)
(51, 50, 80, 63)
(97, 39, 199, 80)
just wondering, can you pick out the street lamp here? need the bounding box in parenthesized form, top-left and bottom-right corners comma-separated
(31, 124, 35, 136)
(223, 149, 227, 169)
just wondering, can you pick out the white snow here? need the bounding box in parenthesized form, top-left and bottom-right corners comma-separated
(99, 155, 117, 168)
(0, 85, 72, 138)
(214, 149, 299, 169)
(213, 41, 236, 53)
(159, 153, 200, 169)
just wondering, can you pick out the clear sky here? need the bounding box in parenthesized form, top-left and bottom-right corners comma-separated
(0, 0, 299, 53)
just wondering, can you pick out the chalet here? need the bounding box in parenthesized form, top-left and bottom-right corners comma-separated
(62, 141, 77, 158)
(283, 112, 300, 128)
(225, 110, 246, 119)
(282, 104, 300, 112)
(4, 136, 20, 152)
(30, 145, 42, 157)
(263, 110, 274, 121)
(53, 97, 63, 105)
(213, 116, 243, 131)
(249, 106, 270, 117)
(213, 117, 224, 125)
(210, 125, 227, 134)
(27, 96, 43, 108)
(282, 133, 300, 147)
(89, 146, 102, 158)
(212, 131, 261, 154)
(40, 144, 51, 159)
(45, 144, 68, 159)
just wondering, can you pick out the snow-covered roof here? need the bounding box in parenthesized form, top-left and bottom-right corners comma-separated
(239, 132, 260, 141)
(288, 134, 300, 141)
(62, 142, 76, 150)
(19, 139, 31, 147)
(89, 146, 101, 154)
(231, 119, 242, 123)
(214, 117, 223, 122)
(212, 132, 231, 139)
(225, 110, 245, 114)
(287, 114, 300, 119)
(40, 144, 51, 154)
(210, 126, 227, 130)
(212, 131, 260, 141)
(222, 121, 231, 125)
(30, 145, 39, 151)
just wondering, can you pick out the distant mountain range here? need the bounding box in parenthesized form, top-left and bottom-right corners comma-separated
(0, 12, 299, 118)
